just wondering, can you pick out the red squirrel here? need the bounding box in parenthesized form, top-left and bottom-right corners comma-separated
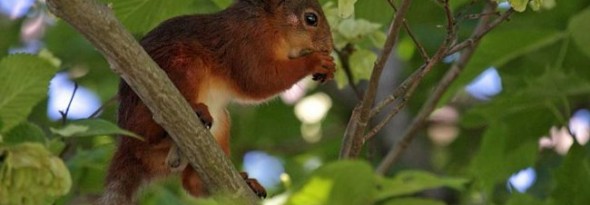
(100, 0, 334, 203)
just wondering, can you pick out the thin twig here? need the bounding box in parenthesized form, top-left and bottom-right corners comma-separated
(87, 95, 117, 118)
(387, 0, 430, 61)
(376, 2, 514, 175)
(447, 8, 514, 55)
(461, 11, 500, 20)
(339, 0, 413, 159)
(370, 0, 457, 118)
(59, 83, 78, 126)
(364, 78, 418, 141)
(335, 43, 363, 100)
(364, 36, 450, 141)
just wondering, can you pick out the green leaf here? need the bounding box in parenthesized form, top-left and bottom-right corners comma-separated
(50, 119, 142, 140)
(529, 0, 543, 11)
(336, 19, 382, 43)
(462, 67, 585, 194)
(509, 0, 528, 12)
(67, 145, 114, 193)
(440, 29, 565, 106)
(463, 67, 590, 124)
(47, 138, 66, 156)
(286, 160, 376, 205)
(354, 0, 393, 26)
(383, 197, 446, 205)
(338, 0, 357, 18)
(507, 194, 545, 205)
(468, 117, 545, 193)
(109, 0, 218, 34)
(0, 54, 58, 133)
(4, 122, 46, 145)
(376, 170, 468, 200)
(550, 142, 590, 205)
(333, 48, 375, 89)
(50, 124, 89, 137)
(349, 49, 376, 83)
(568, 7, 590, 59)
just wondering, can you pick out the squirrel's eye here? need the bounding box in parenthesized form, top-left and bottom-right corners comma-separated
(304, 12, 318, 27)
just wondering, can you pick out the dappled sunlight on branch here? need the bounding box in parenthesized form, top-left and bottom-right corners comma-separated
(47, 72, 101, 120)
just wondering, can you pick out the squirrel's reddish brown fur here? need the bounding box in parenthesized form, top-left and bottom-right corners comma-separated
(100, 0, 334, 203)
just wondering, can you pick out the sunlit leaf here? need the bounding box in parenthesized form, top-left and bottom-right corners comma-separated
(369, 31, 387, 49)
(333, 48, 375, 89)
(338, 0, 357, 18)
(568, 7, 590, 59)
(50, 119, 142, 140)
(47, 138, 66, 156)
(50, 124, 89, 137)
(529, 0, 543, 11)
(337, 19, 382, 42)
(509, 0, 528, 12)
(376, 170, 468, 200)
(0, 143, 71, 204)
(349, 49, 376, 83)
(286, 160, 376, 205)
(0, 54, 58, 133)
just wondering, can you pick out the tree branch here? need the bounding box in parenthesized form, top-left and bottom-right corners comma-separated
(376, 2, 511, 174)
(366, 0, 456, 137)
(45, 0, 259, 203)
(387, 0, 430, 61)
(447, 8, 514, 54)
(339, 0, 413, 159)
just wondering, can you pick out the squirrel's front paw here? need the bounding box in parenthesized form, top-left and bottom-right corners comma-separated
(308, 52, 335, 83)
(193, 103, 213, 129)
(240, 172, 267, 198)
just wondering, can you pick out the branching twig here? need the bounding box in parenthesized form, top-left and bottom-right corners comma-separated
(339, 0, 413, 159)
(370, 0, 456, 121)
(87, 95, 117, 118)
(59, 83, 78, 126)
(45, 0, 259, 203)
(387, 0, 430, 61)
(376, 2, 514, 174)
(447, 8, 514, 55)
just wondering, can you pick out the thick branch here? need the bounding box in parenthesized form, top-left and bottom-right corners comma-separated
(339, 0, 413, 159)
(45, 0, 258, 203)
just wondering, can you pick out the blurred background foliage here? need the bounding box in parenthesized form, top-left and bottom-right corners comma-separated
(1, 0, 590, 204)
